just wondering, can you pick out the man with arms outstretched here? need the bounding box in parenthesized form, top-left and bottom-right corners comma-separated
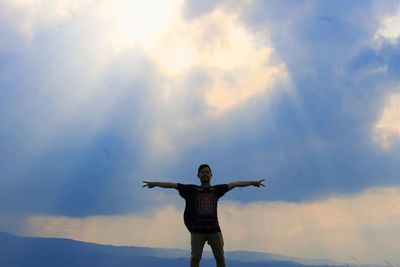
(142, 163, 266, 267)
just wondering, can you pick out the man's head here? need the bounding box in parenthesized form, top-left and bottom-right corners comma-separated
(197, 163, 212, 184)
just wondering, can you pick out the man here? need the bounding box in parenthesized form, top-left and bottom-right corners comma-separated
(142, 163, 266, 267)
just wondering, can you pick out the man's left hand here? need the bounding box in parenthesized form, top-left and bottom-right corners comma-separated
(254, 179, 266, 187)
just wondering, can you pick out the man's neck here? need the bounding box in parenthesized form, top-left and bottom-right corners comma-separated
(201, 182, 211, 188)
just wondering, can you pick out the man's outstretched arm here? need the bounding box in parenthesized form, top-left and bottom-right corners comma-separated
(227, 179, 266, 191)
(142, 181, 178, 189)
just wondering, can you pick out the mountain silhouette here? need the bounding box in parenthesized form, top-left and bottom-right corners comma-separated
(0, 231, 372, 267)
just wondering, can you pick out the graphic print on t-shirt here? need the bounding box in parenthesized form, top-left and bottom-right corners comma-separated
(198, 193, 215, 215)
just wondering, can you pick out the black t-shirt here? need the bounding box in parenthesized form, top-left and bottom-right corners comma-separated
(176, 183, 230, 233)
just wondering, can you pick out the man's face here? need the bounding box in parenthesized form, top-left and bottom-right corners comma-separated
(198, 167, 212, 183)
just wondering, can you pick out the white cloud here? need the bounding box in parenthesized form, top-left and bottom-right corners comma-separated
(375, 8, 400, 42)
(23, 186, 400, 264)
(373, 91, 400, 149)
(149, 6, 289, 116)
(136, 4, 290, 163)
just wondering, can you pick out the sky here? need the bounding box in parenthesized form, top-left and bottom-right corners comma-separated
(1, 0, 400, 264)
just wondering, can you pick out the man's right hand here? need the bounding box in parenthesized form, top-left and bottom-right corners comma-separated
(142, 181, 157, 188)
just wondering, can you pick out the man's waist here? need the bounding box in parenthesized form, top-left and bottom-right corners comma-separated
(190, 229, 221, 234)
(189, 226, 221, 233)
(187, 222, 221, 231)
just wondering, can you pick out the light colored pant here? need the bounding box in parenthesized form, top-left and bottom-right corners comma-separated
(190, 231, 225, 267)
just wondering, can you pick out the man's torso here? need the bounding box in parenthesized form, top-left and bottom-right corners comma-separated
(177, 183, 229, 233)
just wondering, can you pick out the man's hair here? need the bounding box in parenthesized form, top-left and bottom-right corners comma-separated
(198, 163, 212, 174)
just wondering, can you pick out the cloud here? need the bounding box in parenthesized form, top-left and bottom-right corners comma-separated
(155, 0, 400, 207)
(0, 0, 291, 216)
(375, 8, 400, 41)
(373, 91, 400, 149)
(140, 4, 289, 116)
(23, 204, 188, 249)
(1, 0, 400, 222)
(21, 185, 400, 264)
(0, 0, 167, 216)
(0, 0, 88, 40)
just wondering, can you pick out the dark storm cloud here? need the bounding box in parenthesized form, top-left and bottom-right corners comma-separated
(0, 13, 162, 216)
